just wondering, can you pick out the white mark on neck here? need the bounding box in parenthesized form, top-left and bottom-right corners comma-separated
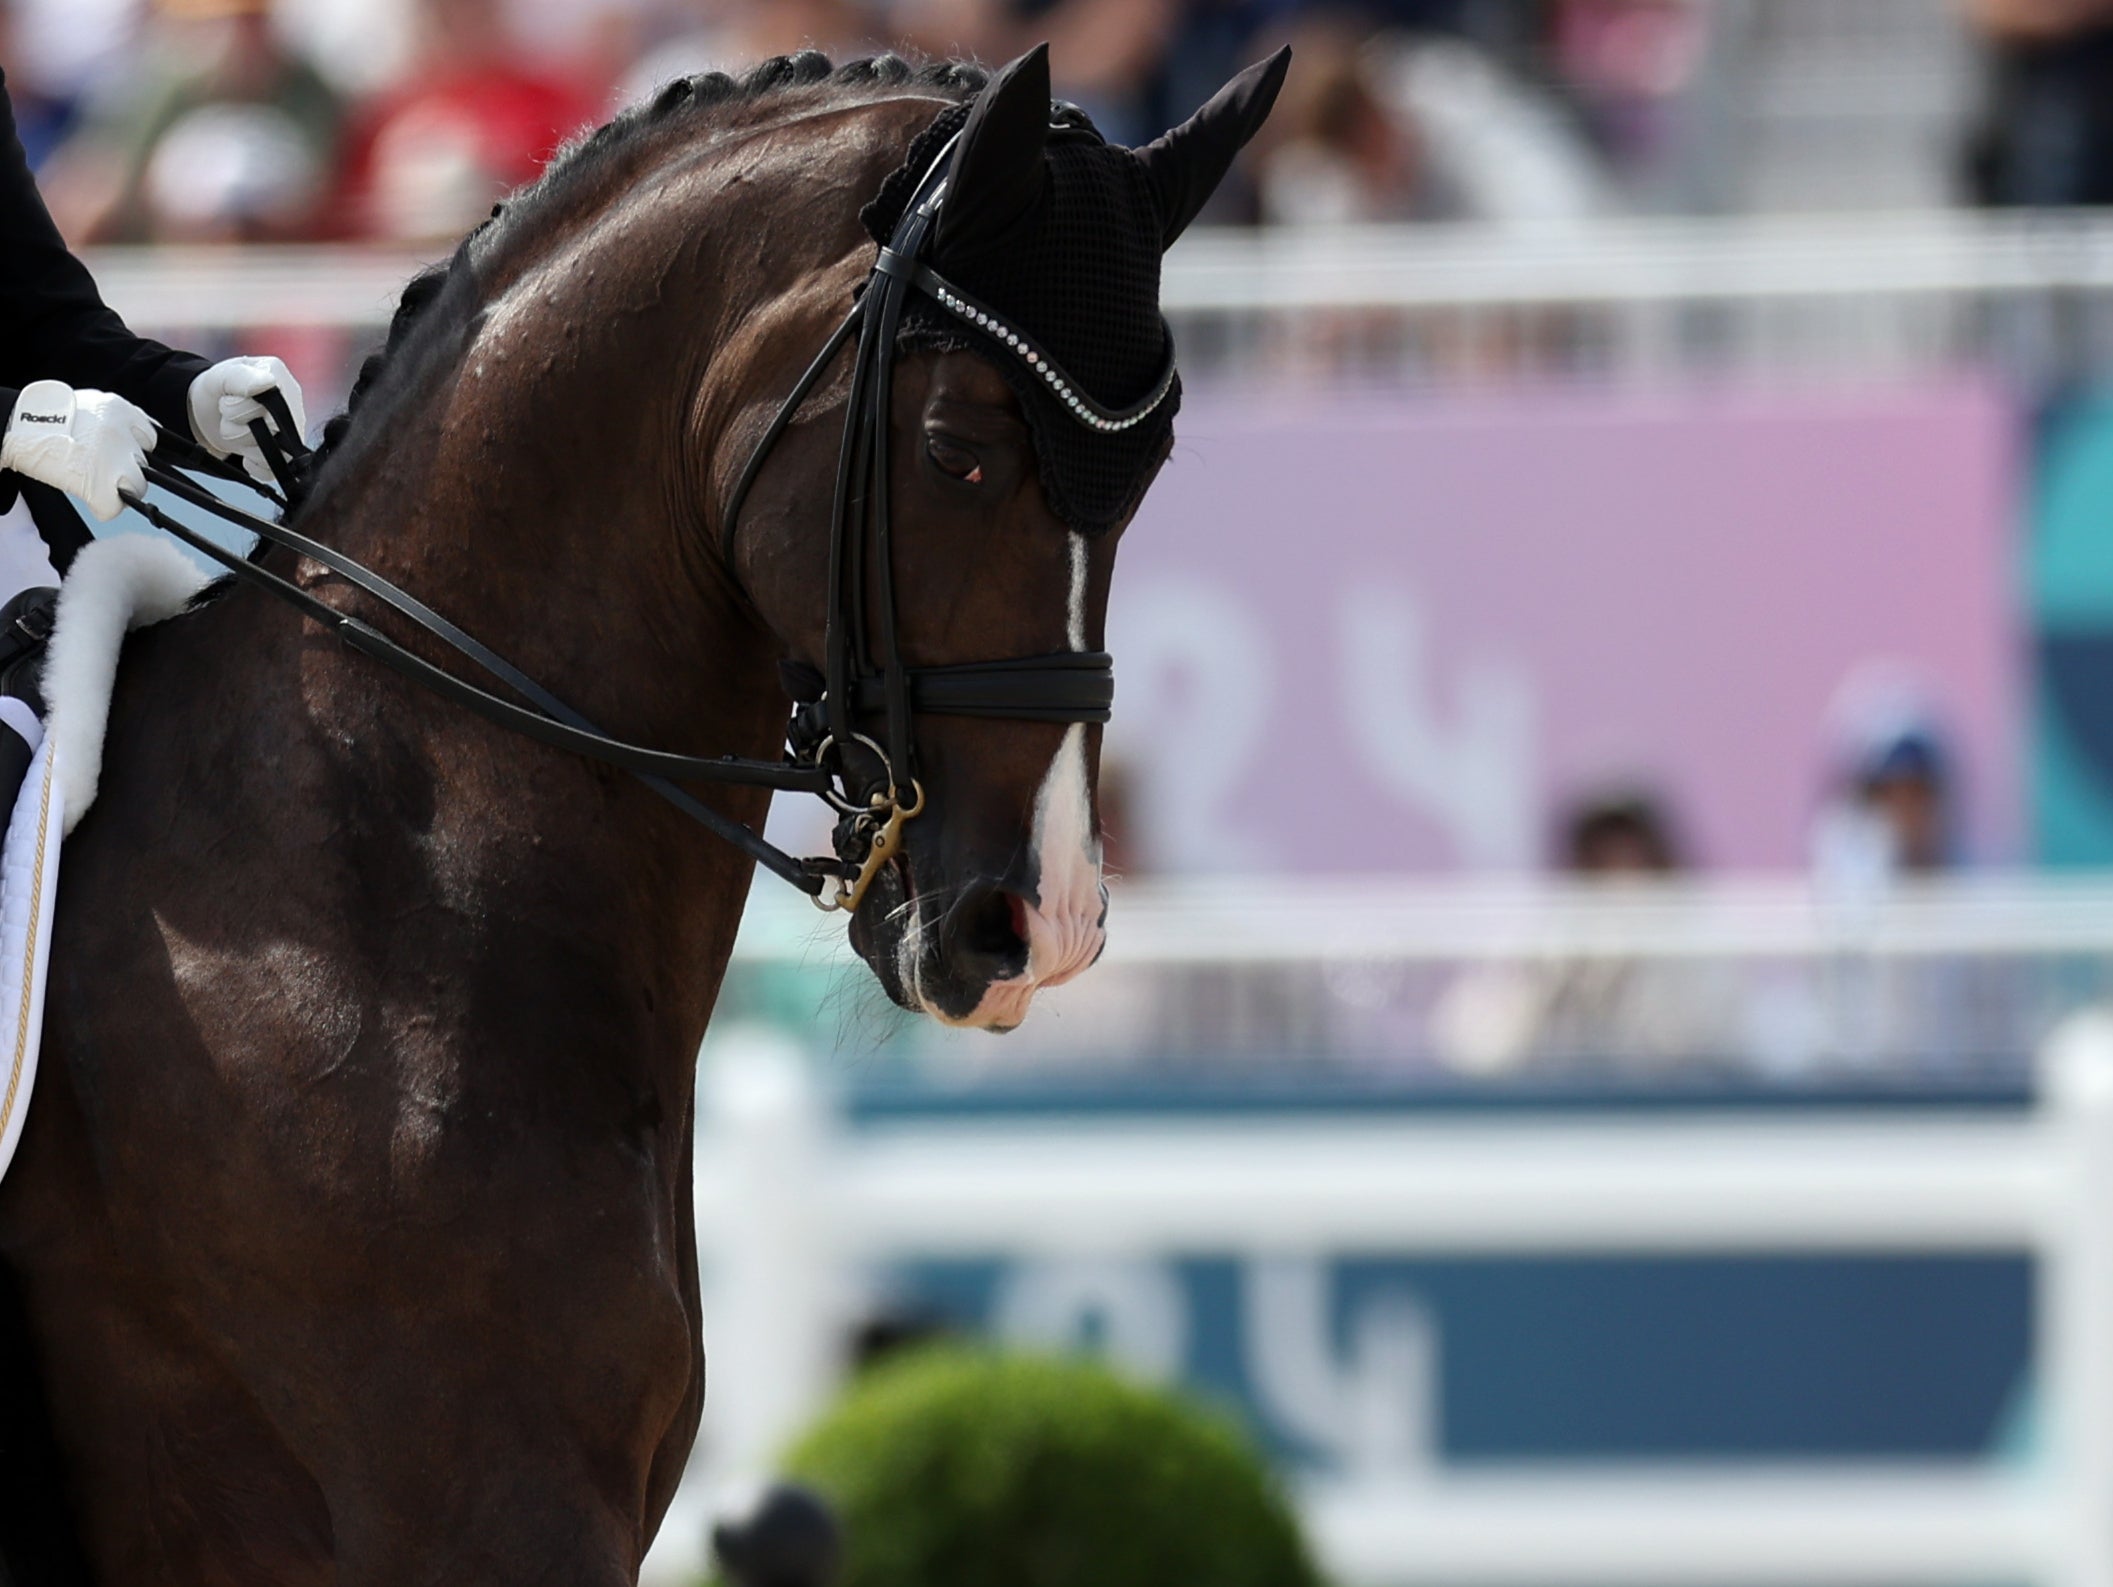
(1067, 532, 1088, 653)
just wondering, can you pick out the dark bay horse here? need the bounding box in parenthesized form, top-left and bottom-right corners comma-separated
(0, 47, 1282, 1584)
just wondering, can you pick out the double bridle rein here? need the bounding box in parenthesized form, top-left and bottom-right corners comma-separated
(117, 127, 1169, 911)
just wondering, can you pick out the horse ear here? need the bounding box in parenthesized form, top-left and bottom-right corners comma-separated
(934, 44, 1053, 260)
(1134, 47, 1292, 249)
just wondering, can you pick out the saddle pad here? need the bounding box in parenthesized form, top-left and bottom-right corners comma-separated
(0, 533, 209, 1188)
(0, 730, 58, 1185)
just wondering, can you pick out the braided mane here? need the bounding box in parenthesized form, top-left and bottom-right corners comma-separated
(299, 51, 990, 508)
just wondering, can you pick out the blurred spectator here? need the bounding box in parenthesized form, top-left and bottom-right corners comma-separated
(8, 0, 134, 103)
(1546, 0, 1710, 206)
(1248, 15, 1419, 222)
(622, 0, 878, 108)
(1250, 14, 1605, 226)
(41, 0, 340, 244)
(275, 0, 415, 97)
(1804, 671, 2015, 1075)
(337, 0, 597, 244)
(1964, 0, 2113, 205)
(1564, 787, 1683, 875)
(1431, 787, 1740, 1076)
(1812, 671, 1958, 889)
(0, 1, 74, 172)
(891, 0, 1183, 148)
(510, 0, 656, 99)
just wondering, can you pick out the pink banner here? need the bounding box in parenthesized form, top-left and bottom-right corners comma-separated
(1107, 382, 2022, 875)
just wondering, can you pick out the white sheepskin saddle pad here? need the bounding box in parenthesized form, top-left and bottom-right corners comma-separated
(0, 535, 207, 1183)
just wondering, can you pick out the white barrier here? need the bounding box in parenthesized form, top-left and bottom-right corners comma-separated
(78, 212, 2113, 392)
(73, 212, 2113, 327)
(729, 873, 2113, 965)
(654, 1011, 2113, 1587)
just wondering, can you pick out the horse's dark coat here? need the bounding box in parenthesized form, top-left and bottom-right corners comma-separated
(0, 56, 1103, 1585)
(0, 1259, 91, 1586)
(0, 46, 1278, 1582)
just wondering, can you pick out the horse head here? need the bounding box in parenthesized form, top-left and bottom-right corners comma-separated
(727, 46, 1288, 1030)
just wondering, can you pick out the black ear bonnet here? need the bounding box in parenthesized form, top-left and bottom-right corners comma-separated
(859, 45, 1290, 535)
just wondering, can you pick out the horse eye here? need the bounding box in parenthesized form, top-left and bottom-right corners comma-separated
(926, 436, 984, 485)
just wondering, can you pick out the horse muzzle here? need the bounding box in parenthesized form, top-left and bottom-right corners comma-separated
(851, 863, 1108, 1033)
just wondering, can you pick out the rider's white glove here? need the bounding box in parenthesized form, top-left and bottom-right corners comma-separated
(188, 356, 307, 485)
(0, 380, 155, 522)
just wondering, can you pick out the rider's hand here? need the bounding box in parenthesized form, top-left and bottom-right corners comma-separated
(188, 356, 307, 485)
(0, 380, 155, 522)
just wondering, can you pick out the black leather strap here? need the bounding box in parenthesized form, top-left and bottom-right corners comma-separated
(780, 652, 1113, 723)
(130, 464, 840, 893)
(144, 466, 829, 790)
(718, 303, 862, 573)
(246, 387, 308, 502)
(882, 653, 1113, 721)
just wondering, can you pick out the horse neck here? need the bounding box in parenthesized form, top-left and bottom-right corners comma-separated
(307, 296, 772, 759)
(207, 100, 934, 1038)
(246, 209, 809, 1036)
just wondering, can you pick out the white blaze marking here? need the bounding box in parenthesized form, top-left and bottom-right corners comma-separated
(1040, 534, 1100, 955)
(945, 534, 1106, 1028)
(1026, 720, 1100, 963)
(1067, 531, 1088, 651)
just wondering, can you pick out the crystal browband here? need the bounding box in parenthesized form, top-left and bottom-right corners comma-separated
(909, 263, 1178, 434)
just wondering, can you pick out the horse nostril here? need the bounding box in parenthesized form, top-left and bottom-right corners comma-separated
(951, 885, 1030, 977)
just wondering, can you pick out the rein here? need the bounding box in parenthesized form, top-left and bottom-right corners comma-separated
(106, 126, 1156, 911)
(123, 446, 840, 892)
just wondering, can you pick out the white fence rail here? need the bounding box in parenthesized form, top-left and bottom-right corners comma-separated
(80, 214, 2113, 388)
(655, 1011, 2113, 1587)
(74, 212, 2113, 386)
(723, 877, 2113, 1079)
(729, 875, 2113, 966)
(75, 211, 2113, 329)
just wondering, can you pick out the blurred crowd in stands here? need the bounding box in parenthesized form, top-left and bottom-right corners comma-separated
(0, 0, 1662, 247)
(1424, 670, 1983, 1080)
(12, 0, 2113, 252)
(858, 663, 2033, 1089)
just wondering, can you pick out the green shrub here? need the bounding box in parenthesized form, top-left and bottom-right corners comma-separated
(779, 1347, 1323, 1587)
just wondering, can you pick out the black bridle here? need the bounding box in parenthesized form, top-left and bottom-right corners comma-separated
(111, 128, 1167, 909)
(718, 127, 1171, 906)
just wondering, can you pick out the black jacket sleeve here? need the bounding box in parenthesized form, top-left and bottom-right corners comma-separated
(0, 71, 208, 436)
